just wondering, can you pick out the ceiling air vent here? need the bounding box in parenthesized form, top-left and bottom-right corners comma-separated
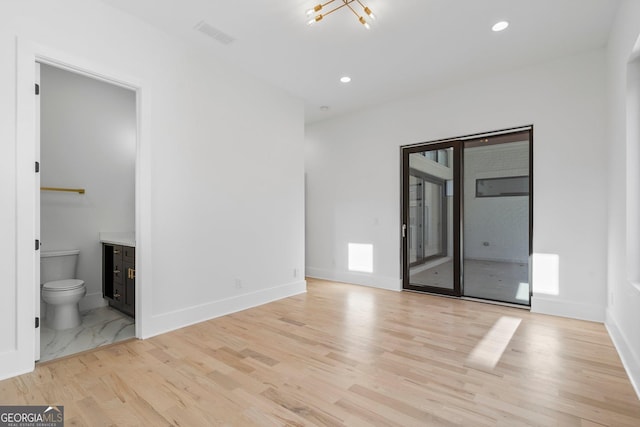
(194, 21, 236, 45)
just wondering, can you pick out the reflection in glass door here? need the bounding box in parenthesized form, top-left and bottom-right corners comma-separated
(409, 174, 445, 264)
(403, 143, 460, 295)
(462, 134, 531, 305)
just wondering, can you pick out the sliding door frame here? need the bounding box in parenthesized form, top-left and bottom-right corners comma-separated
(401, 126, 533, 305)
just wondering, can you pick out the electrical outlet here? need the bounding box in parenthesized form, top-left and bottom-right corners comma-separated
(235, 279, 242, 289)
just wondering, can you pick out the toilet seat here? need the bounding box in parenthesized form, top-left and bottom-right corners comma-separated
(43, 279, 85, 291)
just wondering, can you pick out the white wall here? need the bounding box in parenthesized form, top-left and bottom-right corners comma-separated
(306, 49, 608, 320)
(40, 64, 135, 312)
(0, 0, 305, 380)
(463, 142, 529, 264)
(605, 0, 640, 397)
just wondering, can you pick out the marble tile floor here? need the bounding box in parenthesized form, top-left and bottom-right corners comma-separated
(39, 306, 135, 362)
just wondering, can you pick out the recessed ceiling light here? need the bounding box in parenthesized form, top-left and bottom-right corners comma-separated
(492, 21, 509, 32)
(340, 76, 351, 83)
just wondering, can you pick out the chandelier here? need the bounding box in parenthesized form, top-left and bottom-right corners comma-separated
(306, 0, 376, 29)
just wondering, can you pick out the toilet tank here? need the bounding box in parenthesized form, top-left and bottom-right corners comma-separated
(40, 250, 80, 284)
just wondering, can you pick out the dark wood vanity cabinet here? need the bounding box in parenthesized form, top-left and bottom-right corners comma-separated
(102, 243, 135, 317)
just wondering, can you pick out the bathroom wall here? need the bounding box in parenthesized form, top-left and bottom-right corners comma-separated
(40, 64, 136, 311)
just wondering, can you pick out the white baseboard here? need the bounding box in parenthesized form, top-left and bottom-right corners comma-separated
(531, 294, 605, 322)
(79, 291, 108, 313)
(0, 365, 34, 383)
(606, 310, 640, 399)
(306, 267, 401, 291)
(142, 280, 307, 339)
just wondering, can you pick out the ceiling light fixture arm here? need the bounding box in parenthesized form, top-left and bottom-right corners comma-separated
(355, 0, 376, 20)
(306, 0, 375, 29)
(345, 1, 359, 18)
(323, 1, 349, 18)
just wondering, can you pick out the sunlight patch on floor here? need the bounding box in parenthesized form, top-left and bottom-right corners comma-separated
(466, 316, 522, 370)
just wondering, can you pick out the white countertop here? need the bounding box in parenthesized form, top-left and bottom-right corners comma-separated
(99, 232, 135, 247)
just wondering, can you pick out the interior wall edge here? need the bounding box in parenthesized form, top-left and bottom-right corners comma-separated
(605, 309, 640, 399)
(604, 0, 640, 400)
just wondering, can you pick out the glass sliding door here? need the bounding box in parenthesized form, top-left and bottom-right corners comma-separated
(462, 132, 531, 305)
(403, 143, 460, 295)
(402, 127, 532, 306)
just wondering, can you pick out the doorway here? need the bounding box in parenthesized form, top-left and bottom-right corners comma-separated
(36, 61, 137, 361)
(401, 127, 532, 306)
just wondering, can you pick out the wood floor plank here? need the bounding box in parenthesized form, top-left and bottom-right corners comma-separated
(0, 278, 639, 426)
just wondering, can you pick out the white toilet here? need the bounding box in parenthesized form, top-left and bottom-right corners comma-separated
(40, 250, 86, 330)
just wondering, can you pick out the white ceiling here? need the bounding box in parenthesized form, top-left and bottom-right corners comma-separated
(99, 0, 620, 123)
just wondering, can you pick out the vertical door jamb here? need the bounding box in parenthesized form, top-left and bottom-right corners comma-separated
(453, 141, 462, 297)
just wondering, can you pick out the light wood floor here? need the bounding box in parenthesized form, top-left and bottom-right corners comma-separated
(1, 278, 639, 426)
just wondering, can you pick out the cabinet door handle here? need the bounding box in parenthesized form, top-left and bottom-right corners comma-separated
(113, 250, 120, 255)
(114, 293, 121, 300)
(127, 268, 136, 279)
(113, 269, 120, 274)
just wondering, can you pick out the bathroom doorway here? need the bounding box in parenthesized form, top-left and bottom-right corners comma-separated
(36, 61, 137, 361)
(401, 127, 532, 306)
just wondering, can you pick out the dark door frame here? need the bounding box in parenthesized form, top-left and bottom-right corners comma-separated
(402, 140, 462, 296)
(401, 126, 533, 305)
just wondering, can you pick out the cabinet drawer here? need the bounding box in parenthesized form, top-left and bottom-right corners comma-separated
(112, 245, 123, 258)
(112, 260, 124, 284)
(113, 284, 124, 303)
(111, 245, 124, 284)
